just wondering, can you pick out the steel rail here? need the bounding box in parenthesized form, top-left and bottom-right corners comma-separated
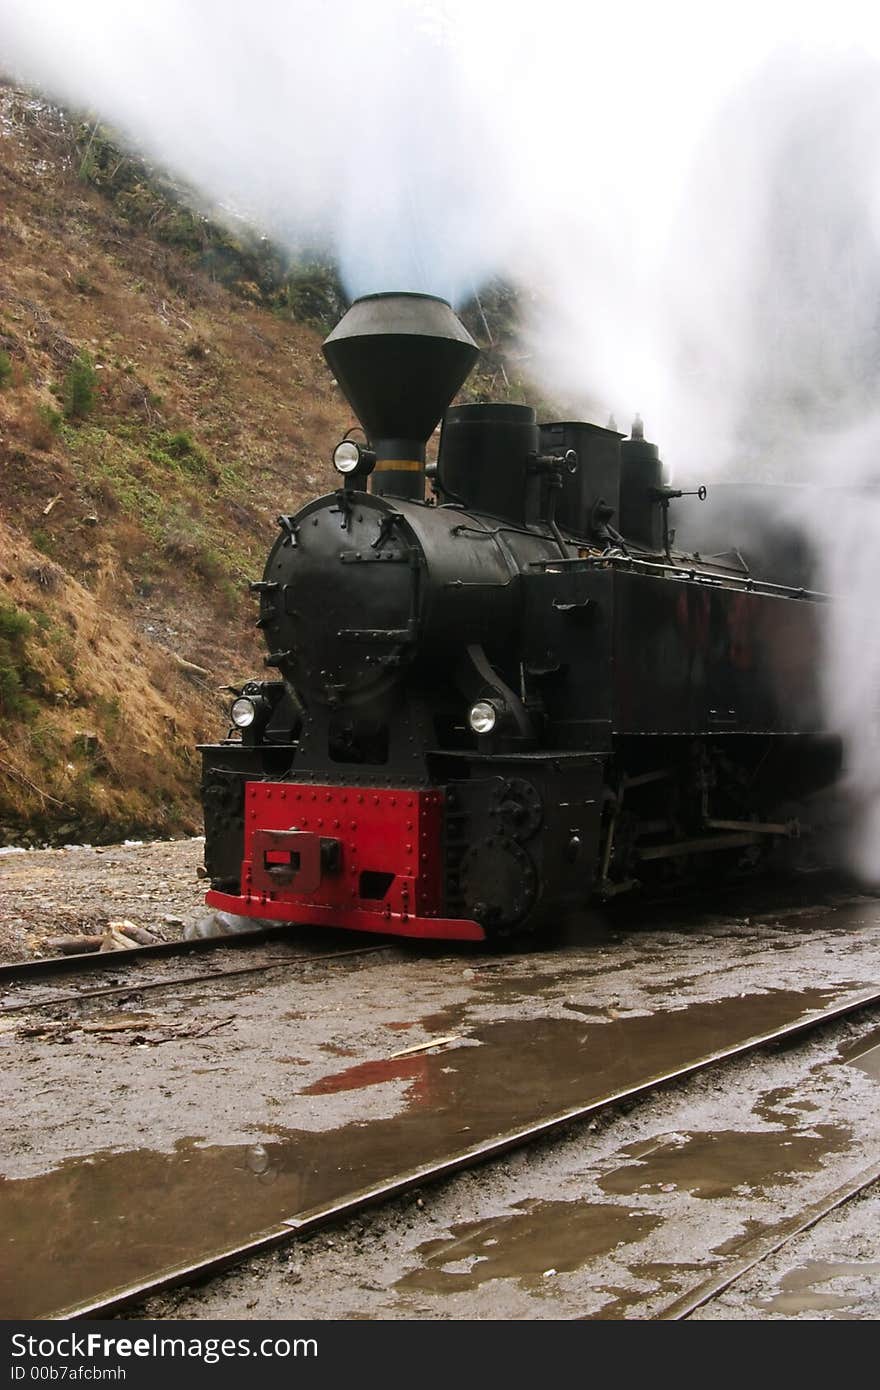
(653, 1156, 880, 1320)
(0, 923, 301, 984)
(53, 982, 880, 1320)
(0, 944, 391, 1015)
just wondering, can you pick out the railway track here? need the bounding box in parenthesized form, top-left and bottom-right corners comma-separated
(0, 922, 358, 983)
(652, 1155, 880, 1320)
(18, 981, 880, 1320)
(3, 889, 879, 1320)
(0, 927, 395, 1015)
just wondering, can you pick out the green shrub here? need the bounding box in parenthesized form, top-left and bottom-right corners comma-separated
(164, 430, 198, 459)
(0, 351, 12, 388)
(31, 528, 58, 557)
(148, 429, 213, 480)
(63, 352, 98, 419)
(94, 694, 122, 730)
(0, 602, 36, 718)
(0, 604, 30, 644)
(278, 261, 347, 327)
(28, 718, 61, 760)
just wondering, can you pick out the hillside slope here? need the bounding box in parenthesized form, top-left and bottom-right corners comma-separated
(0, 84, 351, 843)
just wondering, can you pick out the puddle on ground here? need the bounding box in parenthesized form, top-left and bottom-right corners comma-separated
(304, 984, 860, 1105)
(587, 1118, 852, 1320)
(586, 1261, 711, 1319)
(396, 1200, 661, 1294)
(0, 981, 866, 1318)
(300, 1046, 467, 1101)
(711, 1218, 772, 1256)
(753, 1086, 820, 1122)
(642, 978, 697, 996)
(414, 962, 635, 1034)
(839, 1026, 880, 1082)
(758, 1260, 880, 1315)
(598, 1126, 849, 1200)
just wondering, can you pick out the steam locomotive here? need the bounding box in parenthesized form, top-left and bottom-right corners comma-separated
(200, 292, 835, 941)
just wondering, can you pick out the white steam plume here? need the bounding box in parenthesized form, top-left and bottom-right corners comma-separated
(3, 1, 880, 874)
(0, 0, 511, 301)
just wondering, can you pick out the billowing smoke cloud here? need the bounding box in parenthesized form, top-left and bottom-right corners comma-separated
(0, 0, 511, 302)
(661, 52, 880, 880)
(4, 1, 880, 874)
(809, 427, 880, 878)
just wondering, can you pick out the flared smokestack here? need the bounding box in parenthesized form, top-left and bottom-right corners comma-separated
(323, 291, 479, 498)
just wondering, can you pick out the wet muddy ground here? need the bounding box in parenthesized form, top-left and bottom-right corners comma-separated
(129, 1011, 880, 1321)
(692, 1182, 880, 1319)
(0, 839, 207, 961)
(1, 862, 879, 1319)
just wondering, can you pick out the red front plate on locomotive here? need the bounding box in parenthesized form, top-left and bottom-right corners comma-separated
(205, 781, 485, 941)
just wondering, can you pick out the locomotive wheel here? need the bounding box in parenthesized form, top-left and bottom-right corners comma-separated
(458, 834, 537, 936)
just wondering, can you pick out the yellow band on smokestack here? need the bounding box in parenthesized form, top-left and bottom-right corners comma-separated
(375, 459, 423, 472)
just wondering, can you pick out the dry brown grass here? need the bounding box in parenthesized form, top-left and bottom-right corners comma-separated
(0, 80, 351, 841)
(0, 515, 212, 838)
(12, 402, 60, 452)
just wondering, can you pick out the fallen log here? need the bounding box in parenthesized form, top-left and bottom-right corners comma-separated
(81, 1016, 156, 1034)
(171, 653, 211, 682)
(17, 1021, 71, 1037)
(387, 1035, 462, 1059)
(111, 920, 160, 945)
(46, 935, 102, 955)
(98, 927, 139, 952)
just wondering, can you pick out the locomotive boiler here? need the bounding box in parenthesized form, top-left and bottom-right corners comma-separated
(200, 292, 835, 941)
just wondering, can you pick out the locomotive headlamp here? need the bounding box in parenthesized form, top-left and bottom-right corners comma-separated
(332, 439, 377, 479)
(230, 697, 257, 728)
(333, 440, 362, 474)
(468, 700, 498, 735)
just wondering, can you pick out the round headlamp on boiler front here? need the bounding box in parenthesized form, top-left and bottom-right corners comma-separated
(230, 697, 256, 728)
(468, 699, 499, 735)
(332, 438, 376, 478)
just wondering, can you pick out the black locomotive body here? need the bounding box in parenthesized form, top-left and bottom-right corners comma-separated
(200, 292, 834, 941)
